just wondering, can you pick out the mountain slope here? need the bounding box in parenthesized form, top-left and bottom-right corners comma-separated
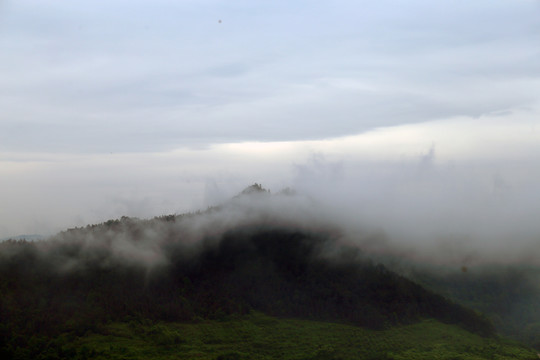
(0, 186, 516, 358)
(0, 223, 494, 332)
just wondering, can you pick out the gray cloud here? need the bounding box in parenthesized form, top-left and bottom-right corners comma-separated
(1, 1, 539, 152)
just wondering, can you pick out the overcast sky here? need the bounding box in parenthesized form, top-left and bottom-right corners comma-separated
(1, 0, 540, 250)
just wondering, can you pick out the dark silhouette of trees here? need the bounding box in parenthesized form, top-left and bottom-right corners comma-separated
(0, 224, 494, 355)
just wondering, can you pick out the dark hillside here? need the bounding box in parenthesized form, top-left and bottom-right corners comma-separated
(0, 189, 496, 357)
(175, 226, 493, 334)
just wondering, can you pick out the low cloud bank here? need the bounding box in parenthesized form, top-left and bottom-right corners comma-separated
(2, 114, 540, 267)
(2, 170, 539, 275)
(292, 153, 540, 265)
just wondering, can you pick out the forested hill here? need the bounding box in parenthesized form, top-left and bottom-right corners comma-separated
(0, 186, 495, 356)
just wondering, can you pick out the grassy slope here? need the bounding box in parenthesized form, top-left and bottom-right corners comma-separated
(66, 313, 535, 360)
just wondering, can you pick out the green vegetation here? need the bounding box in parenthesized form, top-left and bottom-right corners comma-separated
(8, 312, 536, 360)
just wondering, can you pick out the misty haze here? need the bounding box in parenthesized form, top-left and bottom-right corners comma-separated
(2, 0, 540, 359)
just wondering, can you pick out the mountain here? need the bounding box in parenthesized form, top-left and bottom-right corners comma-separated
(0, 185, 530, 359)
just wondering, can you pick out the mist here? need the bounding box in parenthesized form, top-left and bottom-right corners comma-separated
(2, 112, 540, 266)
(1, 0, 540, 267)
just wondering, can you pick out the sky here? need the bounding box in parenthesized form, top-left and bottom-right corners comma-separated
(1, 0, 540, 252)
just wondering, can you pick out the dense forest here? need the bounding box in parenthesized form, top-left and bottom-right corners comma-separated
(0, 185, 521, 359)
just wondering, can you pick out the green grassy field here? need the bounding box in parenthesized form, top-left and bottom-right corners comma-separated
(47, 312, 536, 360)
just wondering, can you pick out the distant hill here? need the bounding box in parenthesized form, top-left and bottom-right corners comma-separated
(406, 263, 540, 349)
(0, 234, 46, 242)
